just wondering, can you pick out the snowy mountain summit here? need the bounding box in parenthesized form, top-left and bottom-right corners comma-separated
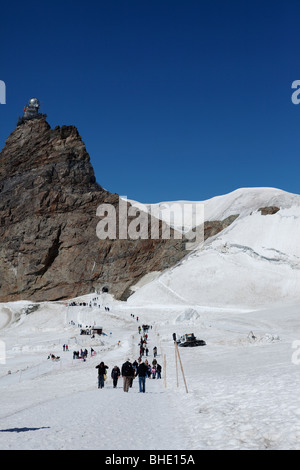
(127, 187, 300, 310)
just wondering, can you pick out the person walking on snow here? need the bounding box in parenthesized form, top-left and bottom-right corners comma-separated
(133, 360, 138, 374)
(121, 359, 134, 392)
(111, 365, 120, 388)
(136, 361, 148, 393)
(96, 362, 108, 389)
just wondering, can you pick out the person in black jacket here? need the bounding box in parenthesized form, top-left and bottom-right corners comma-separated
(121, 359, 134, 392)
(136, 361, 148, 393)
(111, 365, 121, 388)
(96, 362, 108, 389)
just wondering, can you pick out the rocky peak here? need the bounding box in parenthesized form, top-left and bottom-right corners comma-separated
(0, 118, 188, 302)
(0, 117, 241, 303)
(1, 118, 97, 191)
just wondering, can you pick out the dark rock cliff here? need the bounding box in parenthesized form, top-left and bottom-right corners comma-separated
(0, 118, 189, 302)
(0, 118, 238, 302)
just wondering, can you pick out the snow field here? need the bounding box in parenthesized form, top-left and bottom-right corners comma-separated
(0, 296, 299, 450)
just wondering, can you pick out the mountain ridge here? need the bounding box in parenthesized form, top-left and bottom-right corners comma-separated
(0, 118, 188, 302)
(1, 118, 298, 305)
(127, 188, 300, 309)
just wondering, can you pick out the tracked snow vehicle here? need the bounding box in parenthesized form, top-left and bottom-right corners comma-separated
(177, 333, 206, 347)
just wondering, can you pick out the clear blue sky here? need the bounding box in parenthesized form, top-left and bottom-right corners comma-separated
(0, 0, 299, 202)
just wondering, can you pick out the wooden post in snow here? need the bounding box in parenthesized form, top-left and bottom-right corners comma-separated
(175, 341, 179, 387)
(173, 333, 188, 394)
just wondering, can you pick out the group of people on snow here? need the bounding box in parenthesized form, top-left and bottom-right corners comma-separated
(139, 339, 158, 360)
(47, 353, 60, 361)
(95, 356, 161, 393)
(68, 298, 110, 310)
(94, 311, 161, 393)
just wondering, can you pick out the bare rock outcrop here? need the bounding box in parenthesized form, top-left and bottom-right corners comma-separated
(0, 118, 240, 302)
(0, 118, 188, 302)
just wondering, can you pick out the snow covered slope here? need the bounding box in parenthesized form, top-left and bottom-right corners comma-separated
(127, 187, 300, 230)
(0, 295, 299, 450)
(127, 188, 300, 309)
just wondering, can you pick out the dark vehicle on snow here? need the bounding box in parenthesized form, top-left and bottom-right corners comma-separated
(176, 333, 206, 347)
